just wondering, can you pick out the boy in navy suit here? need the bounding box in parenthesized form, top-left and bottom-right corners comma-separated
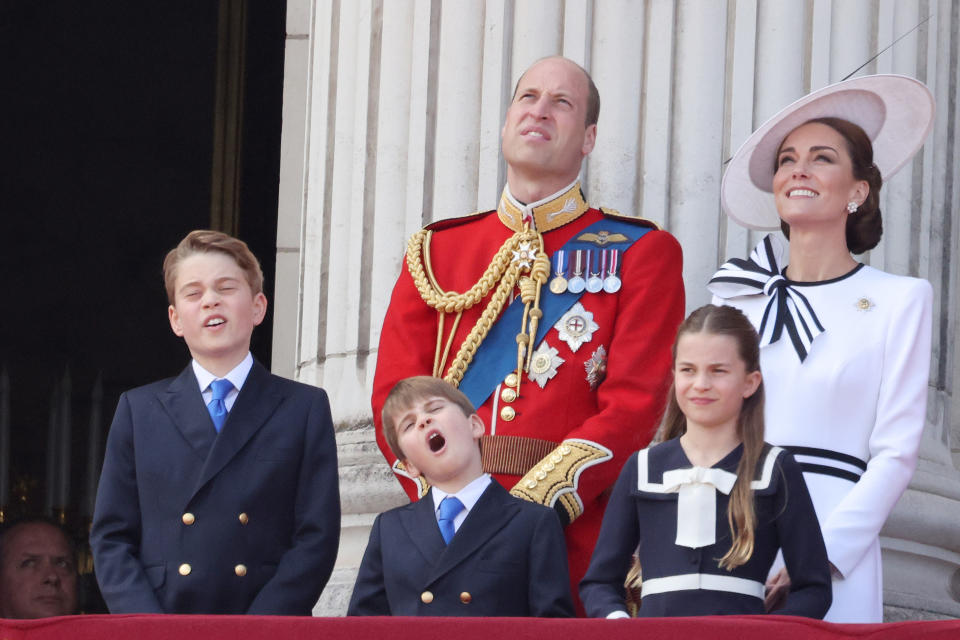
(91, 230, 340, 615)
(347, 376, 573, 617)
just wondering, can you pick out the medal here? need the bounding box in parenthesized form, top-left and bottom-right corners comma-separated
(567, 250, 586, 294)
(555, 302, 599, 352)
(586, 249, 603, 293)
(549, 250, 568, 294)
(584, 344, 608, 390)
(528, 341, 564, 389)
(603, 249, 622, 293)
(511, 241, 536, 269)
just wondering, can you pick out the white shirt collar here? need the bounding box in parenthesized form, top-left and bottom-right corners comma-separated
(431, 473, 492, 513)
(192, 352, 254, 394)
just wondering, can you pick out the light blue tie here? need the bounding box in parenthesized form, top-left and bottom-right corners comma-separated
(207, 378, 234, 432)
(437, 496, 464, 545)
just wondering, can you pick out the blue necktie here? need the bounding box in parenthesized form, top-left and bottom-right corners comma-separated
(207, 378, 234, 433)
(437, 496, 464, 545)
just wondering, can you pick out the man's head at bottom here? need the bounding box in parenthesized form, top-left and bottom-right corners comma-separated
(0, 520, 78, 619)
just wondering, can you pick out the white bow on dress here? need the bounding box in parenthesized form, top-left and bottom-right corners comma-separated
(661, 466, 738, 549)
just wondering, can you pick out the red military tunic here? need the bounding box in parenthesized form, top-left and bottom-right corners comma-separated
(371, 182, 685, 611)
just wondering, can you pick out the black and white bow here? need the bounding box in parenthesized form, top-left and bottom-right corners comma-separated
(708, 235, 824, 362)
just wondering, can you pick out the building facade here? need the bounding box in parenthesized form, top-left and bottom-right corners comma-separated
(274, 0, 960, 618)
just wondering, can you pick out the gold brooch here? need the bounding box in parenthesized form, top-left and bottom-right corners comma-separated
(855, 297, 875, 312)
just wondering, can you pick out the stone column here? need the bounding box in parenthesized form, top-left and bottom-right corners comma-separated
(313, 425, 405, 616)
(882, 398, 960, 619)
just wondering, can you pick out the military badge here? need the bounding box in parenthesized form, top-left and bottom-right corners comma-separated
(512, 242, 537, 269)
(555, 302, 598, 352)
(528, 341, 564, 389)
(584, 345, 608, 390)
(576, 230, 630, 246)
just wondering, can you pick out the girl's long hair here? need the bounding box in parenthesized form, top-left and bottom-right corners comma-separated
(659, 304, 765, 570)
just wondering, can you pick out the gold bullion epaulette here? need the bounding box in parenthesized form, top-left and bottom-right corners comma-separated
(600, 207, 662, 230)
(509, 439, 613, 526)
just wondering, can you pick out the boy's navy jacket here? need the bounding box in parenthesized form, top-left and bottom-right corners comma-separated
(347, 478, 574, 617)
(90, 360, 340, 615)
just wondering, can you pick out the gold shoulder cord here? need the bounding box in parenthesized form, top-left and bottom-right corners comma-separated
(405, 225, 550, 392)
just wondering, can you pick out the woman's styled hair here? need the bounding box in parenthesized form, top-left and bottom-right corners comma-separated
(777, 117, 884, 254)
(660, 304, 765, 570)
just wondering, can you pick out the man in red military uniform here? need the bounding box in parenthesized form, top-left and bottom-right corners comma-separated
(371, 56, 684, 611)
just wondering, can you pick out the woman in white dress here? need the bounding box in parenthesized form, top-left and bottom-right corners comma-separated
(707, 75, 935, 623)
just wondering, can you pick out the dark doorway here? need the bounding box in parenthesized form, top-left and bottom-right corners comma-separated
(0, 0, 287, 603)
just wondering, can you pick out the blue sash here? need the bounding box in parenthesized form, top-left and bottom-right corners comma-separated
(458, 217, 652, 408)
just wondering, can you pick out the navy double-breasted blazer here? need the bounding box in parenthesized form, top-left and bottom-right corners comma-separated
(90, 361, 340, 615)
(347, 479, 573, 617)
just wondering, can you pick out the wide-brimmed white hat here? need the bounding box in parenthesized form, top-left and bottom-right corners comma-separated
(721, 74, 935, 230)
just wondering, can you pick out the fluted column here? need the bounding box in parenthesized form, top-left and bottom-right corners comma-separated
(586, 0, 644, 214)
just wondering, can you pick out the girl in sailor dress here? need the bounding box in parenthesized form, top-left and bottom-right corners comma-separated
(709, 76, 935, 622)
(580, 305, 832, 618)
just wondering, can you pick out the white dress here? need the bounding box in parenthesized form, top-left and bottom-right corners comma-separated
(709, 235, 932, 623)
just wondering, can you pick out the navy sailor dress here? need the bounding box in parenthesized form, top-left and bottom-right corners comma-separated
(580, 438, 831, 618)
